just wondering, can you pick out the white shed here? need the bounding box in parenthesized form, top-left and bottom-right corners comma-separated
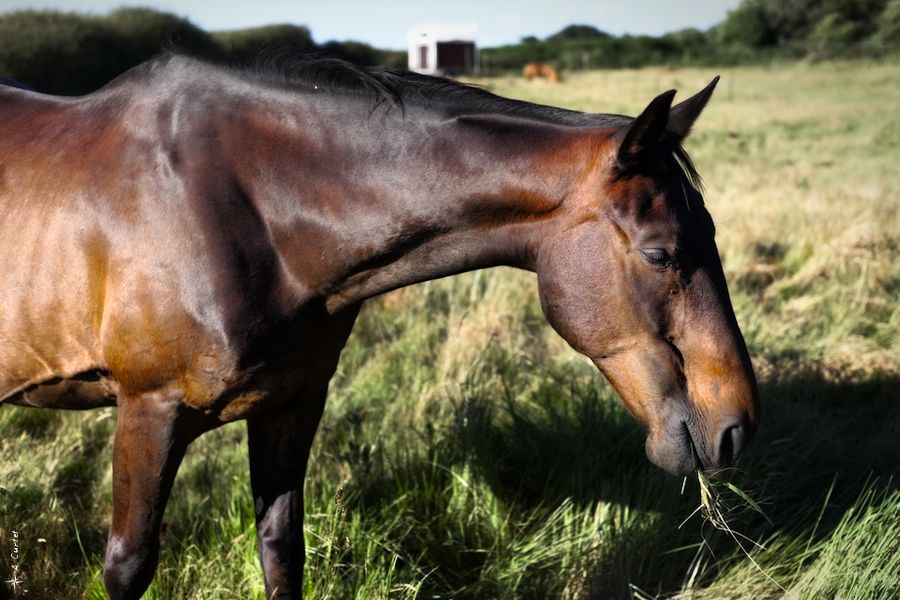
(407, 23, 478, 76)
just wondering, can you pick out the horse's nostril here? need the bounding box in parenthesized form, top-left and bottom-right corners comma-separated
(716, 420, 751, 468)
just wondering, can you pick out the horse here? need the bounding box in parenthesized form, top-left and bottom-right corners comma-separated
(523, 61, 562, 83)
(0, 55, 759, 599)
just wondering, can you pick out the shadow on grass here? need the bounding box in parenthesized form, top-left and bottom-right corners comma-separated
(463, 365, 899, 507)
(460, 365, 900, 596)
(330, 361, 899, 598)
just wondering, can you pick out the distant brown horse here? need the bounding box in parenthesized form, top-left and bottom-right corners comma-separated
(0, 56, 758, 599)
(523, 61, 562, 83)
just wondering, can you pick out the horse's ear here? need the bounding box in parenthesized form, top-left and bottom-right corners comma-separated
(667, 76, 719, 141)
(617, 89, 676, 171)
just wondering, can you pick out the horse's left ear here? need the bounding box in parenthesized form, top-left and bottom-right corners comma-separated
(667, 76, 719, 142)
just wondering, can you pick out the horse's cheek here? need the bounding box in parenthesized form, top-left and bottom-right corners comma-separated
(537, 257, 610, 355)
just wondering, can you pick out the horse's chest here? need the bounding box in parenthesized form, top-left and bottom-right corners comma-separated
(200, 345, 341, 422)
(184, 304, 362, 422)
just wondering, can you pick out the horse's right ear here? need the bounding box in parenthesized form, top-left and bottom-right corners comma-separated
(617, 89, 676, 171)
(667, 76, 719, 141)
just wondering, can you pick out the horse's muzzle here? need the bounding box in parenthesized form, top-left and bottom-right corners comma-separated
(645, 407, 757, 477)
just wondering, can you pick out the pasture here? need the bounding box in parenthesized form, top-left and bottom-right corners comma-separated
(1, 60, 898, 599)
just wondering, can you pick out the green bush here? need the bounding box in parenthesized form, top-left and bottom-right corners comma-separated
(875, 0, 900, 43)
(213, 24, 315, 63)
(0, 8, 218, 94)
(715, 0, 777, 48)
(319, 40, 383, 66)
(545, 24, 609, 42)
(0, 11, 123, 94)
(713, 0, 893, 55)
(103, 7, 220, 63)
(809, 12, 868, 57)
(377, 49, 407, 70)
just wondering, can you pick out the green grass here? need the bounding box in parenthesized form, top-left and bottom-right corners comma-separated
(2, 59, 899, 598)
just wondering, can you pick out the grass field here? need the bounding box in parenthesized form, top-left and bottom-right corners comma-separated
(1, 60, 899, 599)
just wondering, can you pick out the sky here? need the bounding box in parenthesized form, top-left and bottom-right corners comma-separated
(0, 0, 743, 49)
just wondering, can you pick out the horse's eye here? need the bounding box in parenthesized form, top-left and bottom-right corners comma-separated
(640, 248, 672, 268)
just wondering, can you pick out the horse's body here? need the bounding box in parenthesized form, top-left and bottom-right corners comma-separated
(1, 58, 375, 420)
(0, 55, 758, 599)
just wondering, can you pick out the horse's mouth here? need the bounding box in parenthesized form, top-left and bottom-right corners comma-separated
(683, 419, 735, 478)
(646, 415, 721, 477)
(686, 422, 702, 472)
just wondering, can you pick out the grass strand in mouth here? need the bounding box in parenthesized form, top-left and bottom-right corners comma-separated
(693, 470, 786, 592)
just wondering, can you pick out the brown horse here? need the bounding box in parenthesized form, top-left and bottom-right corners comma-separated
(523, 61, 562, 83)
(0, 55, 758, 598)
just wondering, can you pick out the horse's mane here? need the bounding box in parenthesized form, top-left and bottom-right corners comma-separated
(157, 50, 623, 128)
(157, 51, 703, 190)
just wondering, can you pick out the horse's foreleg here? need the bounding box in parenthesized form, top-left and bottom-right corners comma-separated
(103, 394, 206, 600)
(247, 388, 327, 599)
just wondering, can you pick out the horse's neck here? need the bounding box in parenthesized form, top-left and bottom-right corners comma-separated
(229, 100, 594, 312)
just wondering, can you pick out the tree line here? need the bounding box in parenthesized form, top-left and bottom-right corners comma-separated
(0, 8, 404, 94)
(482, 0, 899, 72)
(1, 0, 897, 95)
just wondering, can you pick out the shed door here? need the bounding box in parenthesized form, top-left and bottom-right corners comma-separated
(419, 45, 428, 70)
(436, 42, 474, 74)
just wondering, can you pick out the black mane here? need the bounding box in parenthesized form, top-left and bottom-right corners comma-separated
(210, 50, 627, 128)
(165, 51, 703, 190)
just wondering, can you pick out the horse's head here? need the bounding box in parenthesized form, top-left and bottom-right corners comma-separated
(536, 79, 759, 476)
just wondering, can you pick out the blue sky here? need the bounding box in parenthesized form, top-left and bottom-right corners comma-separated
(0, 0, 742, 48)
